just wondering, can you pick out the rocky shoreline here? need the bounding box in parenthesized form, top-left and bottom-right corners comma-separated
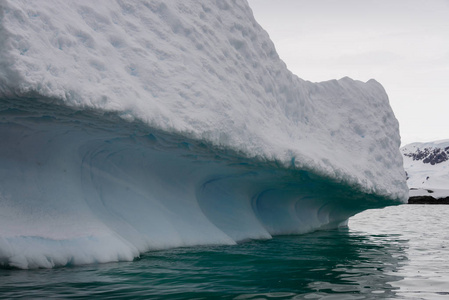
(408, 195, 449, 204)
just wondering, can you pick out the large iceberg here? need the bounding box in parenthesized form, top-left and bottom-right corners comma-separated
(0, 0, 407, 269)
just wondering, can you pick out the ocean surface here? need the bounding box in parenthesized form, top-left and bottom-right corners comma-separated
(1, 204, 448, 299)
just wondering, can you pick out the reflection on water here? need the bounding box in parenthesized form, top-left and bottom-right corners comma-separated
(351, 205, 449, 299)
(4, 205, 449, 299)
(0, 226, 407, 299)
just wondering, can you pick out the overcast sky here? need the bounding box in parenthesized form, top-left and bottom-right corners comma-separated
(247, 0, 449, 146)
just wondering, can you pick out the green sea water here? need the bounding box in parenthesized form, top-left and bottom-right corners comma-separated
(1, 205, 448, 299)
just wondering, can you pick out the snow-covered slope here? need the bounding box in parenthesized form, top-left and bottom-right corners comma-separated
(401, 140, 449, 198)
(0, 0, 407, 268)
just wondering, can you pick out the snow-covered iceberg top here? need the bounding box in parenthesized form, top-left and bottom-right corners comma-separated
(0, 0, 406, 199)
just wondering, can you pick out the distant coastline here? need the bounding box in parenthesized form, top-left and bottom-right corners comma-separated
(408, 195, 449, 204)
(402, 140, 449, 205)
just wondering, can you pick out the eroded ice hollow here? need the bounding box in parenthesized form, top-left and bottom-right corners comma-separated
(0, 0, 407, 268)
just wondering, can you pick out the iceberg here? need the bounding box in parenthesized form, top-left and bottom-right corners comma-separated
(0, 0, 407, 269)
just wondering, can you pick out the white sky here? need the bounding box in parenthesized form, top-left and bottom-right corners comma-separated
(247, 0, 449, 146)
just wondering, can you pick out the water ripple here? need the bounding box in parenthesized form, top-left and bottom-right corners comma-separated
(2, 205, 449, 299)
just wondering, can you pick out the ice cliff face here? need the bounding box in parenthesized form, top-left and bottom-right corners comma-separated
(0, 0, 407, 268)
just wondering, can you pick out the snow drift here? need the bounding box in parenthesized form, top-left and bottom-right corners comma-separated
(0, 0, 407, 269)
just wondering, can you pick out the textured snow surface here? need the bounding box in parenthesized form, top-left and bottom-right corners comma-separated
(0, 0, 407, 268)
(402, 140, 449, 197)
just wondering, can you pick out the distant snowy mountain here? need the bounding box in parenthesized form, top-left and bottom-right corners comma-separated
(401, 140, 449, 200)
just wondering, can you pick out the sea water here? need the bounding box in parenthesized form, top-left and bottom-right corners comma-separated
(1, 204, 448, 299)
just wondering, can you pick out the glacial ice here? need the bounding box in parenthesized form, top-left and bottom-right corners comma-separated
(0, 0, 407, 269)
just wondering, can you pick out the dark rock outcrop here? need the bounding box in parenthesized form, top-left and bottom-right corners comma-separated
(408, 195, 449, 204)
(404, 147, 449, 165)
